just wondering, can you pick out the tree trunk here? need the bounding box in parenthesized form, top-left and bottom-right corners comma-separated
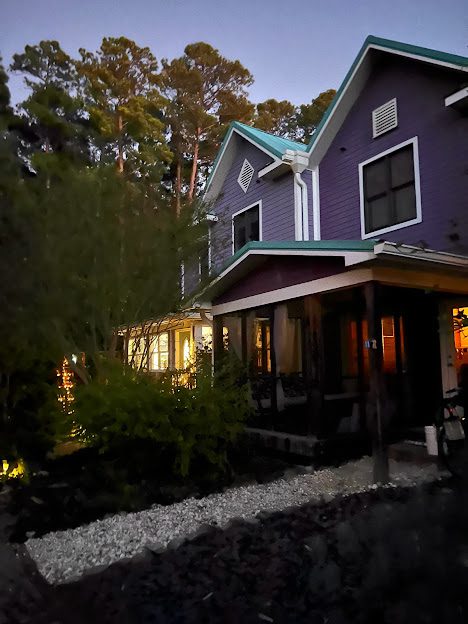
(175, 158, 182, 216)
(117, 113, 124, 174)
(188, 128, 201, 201)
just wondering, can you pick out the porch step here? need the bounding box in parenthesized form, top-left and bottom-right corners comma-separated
(245, 427, 318, 457)
(388, 441, 438, 465)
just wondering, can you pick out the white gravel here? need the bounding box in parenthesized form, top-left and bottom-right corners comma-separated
(26, 457, 443, 584)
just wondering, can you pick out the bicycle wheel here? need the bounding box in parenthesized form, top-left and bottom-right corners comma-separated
(438, 426, 468, 478)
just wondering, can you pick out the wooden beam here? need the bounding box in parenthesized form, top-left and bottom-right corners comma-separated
(304, 295, 324, 435)
(364, 282, 390, 484)
(213, 315, 224, 372)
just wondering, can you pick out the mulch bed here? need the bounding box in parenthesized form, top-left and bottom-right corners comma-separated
(2, 478, 468, 623)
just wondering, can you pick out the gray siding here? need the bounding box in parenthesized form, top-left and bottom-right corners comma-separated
(319, 56, 468, 252)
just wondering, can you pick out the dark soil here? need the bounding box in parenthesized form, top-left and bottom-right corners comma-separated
(1, 443, 305, 543)
(2, 478, 468, 623)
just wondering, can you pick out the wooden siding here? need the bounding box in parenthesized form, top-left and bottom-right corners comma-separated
(319, 56, 468, 253)
(210, 138, 297, 271)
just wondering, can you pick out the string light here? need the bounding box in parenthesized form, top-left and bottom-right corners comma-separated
(57, 357, 75, 414)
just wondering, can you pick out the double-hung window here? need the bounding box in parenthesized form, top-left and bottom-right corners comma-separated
(359, 138, 421, 238)
(232, 202, 261, 253)
(150, 332, 169, 371)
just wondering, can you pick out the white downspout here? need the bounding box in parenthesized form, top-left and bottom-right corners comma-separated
(283, 150, 310, 242)
(295, 172, 309, 241)
(293, 173, 303, 241)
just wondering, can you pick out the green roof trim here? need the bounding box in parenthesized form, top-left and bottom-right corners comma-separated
(220, 239, 378, 273)
(206, 121, 307, 192)
(231, 121, 307, 158)
(306, 35, 468, 153)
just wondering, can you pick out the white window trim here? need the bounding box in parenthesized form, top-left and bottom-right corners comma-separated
(359, 136, 422, 240)
(231, 200, 263, 255)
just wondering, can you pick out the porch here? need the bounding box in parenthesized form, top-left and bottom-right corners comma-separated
(209, 241, 468, 453)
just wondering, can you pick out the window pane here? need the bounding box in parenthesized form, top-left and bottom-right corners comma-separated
(365, 195, 392, 233)
(390, 146, 414, 188)
(394, 185, 416, 223)
(159, 332, 168, 350)
(159, 353, 169, 369)
(364, 159, 387, 198)
(233, 205, 260, 252)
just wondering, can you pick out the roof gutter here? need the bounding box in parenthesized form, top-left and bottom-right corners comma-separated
(283, 150, 310, 241)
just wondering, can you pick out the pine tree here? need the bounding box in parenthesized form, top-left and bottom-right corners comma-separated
(77, 37, 171, 181)
(296, 89, 336, 141)
(161, 42, 254, 201)
(11, 41, 89, 168)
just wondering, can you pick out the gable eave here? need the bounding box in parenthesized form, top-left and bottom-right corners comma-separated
(306, 36, 468, 168)
(204, 124, 281, 203)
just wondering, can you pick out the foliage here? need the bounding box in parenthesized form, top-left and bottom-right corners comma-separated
(254, 98, 297, 137)
(59, 355, 250, 477)
(296, 88, 336, 141)
(161, 42, 254, 200)
(78, 37, 171, 181)
(11, 41, 89, 166)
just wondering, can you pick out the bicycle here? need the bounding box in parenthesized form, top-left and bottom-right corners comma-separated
(435, 388, 467, 478)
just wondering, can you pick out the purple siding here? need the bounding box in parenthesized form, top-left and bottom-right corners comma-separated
(213, 257, 344, 305)
(210, 139, 296, 271)
(319, 56, 468, 252)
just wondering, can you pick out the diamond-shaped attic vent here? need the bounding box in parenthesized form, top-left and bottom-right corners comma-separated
(372, 98, 398, 138)
(237, 159, 254, 192)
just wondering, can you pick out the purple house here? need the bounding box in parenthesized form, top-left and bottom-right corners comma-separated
(204, 36, 468, 455)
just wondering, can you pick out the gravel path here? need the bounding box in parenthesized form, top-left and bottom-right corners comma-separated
(26, 457, 443, 584)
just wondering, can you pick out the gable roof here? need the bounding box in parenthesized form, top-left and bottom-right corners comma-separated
(204, 121, 306, 202)
(306, 35, 468, 166)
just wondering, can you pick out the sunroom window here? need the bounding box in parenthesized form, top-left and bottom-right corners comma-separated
(150, 332, 169, 371)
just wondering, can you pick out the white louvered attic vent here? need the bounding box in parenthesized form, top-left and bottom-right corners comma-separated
(372, 98, 398, 138)
(237, 159, 254, 193)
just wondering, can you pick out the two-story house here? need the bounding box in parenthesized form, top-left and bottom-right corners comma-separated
(204, 36, 468, 450)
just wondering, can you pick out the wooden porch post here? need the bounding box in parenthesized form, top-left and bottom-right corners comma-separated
(213, 315, 224, 372)
(364, 282, 390, 484)
(304, 295, 324, 436)
(269, 304, 278, 418)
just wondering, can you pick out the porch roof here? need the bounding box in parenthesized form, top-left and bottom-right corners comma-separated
(205, 240, 468, 312)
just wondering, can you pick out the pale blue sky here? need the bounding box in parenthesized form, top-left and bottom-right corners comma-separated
(1, 0, 467, 106)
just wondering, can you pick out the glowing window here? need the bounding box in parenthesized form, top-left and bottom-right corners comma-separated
(150, 332, 169, 371)
(128, 337, 146, 370)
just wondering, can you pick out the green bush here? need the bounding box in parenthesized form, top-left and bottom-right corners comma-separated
(62, 355, 250, 477)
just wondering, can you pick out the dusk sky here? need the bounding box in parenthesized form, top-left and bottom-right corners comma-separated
(1, 0, 467, 106)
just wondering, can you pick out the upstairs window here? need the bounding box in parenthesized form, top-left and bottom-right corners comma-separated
(232, 202, 261, 253)
(359, 138, 421, 239)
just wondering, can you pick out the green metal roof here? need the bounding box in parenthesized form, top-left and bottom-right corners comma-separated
(205, 121, 307, 193)
(306, 35, 468, 153)
(221, 239, 378, 272)
(231, 121, 307, 157)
